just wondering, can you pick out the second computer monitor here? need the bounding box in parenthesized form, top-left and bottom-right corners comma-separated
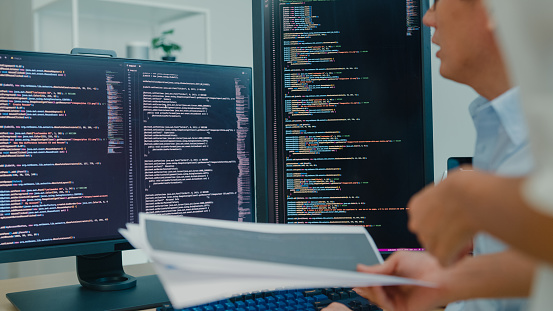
(255, 0, 433, 252)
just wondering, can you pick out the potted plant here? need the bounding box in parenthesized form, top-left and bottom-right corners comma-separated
(152, 29, 182, 61)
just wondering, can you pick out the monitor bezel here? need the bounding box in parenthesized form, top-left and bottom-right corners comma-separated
(0, 49, 255, 264)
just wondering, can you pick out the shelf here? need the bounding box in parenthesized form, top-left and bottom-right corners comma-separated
(32, 0, 211, 62)
(33, 0, 206, 25)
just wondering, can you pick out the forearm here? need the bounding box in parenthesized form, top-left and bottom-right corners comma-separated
(442, 250, 535, 301)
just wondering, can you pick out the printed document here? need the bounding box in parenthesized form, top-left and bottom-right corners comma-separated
(120, 213, 433, 309)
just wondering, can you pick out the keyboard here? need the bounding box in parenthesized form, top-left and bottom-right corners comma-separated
(157, 287, 383, 311)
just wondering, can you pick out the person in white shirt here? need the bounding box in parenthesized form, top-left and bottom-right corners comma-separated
(406, 1, 553, 311)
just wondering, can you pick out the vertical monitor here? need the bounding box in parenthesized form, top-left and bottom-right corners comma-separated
(256, 0, 432, 252)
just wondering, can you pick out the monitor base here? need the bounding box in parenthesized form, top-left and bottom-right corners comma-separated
(6, 274, 169, 311)
(77, 252, 138, 291)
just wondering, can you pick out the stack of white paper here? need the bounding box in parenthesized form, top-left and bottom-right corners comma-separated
(119, 213, 433, 309)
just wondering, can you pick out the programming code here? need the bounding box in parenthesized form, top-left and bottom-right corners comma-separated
(0, 52, 253, 250)
(0, 58, 127, 247)
(134, 66, 253, 222)
(267, 0, 426, 250)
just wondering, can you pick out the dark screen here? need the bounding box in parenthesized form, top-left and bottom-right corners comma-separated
(0, 51, 253, 252)
(264, 0, 431, 251)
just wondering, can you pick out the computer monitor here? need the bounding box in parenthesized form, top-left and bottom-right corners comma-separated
(0, 49, 253, 310)
(252, 0, 433, 253)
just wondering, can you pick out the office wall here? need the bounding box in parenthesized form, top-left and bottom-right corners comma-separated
(165, 0, 254, 67)
(429, 28, 478, 182)
(0, 0, 34, 51)
(0, 0, 476, 279)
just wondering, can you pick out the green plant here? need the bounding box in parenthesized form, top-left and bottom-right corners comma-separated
(152, 29, 182, 57)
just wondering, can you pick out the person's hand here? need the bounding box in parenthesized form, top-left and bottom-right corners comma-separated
(351, 251, 451, 311)
(407, 169, 481, 266)
(322, 302, 352, 311)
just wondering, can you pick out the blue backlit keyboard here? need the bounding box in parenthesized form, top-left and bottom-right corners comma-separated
(157, 287, 383, 311)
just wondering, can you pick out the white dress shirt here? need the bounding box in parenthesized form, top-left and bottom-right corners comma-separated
(446, 88, 533, 311)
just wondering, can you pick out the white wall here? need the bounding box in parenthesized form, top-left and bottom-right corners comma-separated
(159, 0, 253, 67)
(0, 0, 477, 279)
(0, 0, 34, 51)
(429, 28, 478, 182)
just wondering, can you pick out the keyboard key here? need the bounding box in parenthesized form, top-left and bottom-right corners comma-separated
(253, 292, 264, 299)
(303, 290, 322, 297)
(337, 292, 349, 300)
(235, 301, 247, 309)
(256, 298, 267, 305)
(322, 289, 334, 296)
(245, 300, 256, 306)
(313, 299, 333, 308)
(328, 293, 340, 301)
(274, 295, 286, 302)
(312, 294, 329, 302)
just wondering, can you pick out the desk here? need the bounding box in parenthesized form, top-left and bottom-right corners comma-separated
(0, 266, 445, 311)
(0, 263, 158, 311)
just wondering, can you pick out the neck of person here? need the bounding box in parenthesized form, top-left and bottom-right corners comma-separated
(470, 63, 512, 101)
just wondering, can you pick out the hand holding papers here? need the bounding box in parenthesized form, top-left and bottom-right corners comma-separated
(119, 214, 433, 309)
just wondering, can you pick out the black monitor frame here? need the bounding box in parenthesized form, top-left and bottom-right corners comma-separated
(252, 0, 434, 253)
(0, 49, 254, 310)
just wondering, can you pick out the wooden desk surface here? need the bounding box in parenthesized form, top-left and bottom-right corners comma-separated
(0, 263, 157, 311)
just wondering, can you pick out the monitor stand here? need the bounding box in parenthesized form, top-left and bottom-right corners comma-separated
(6, 252, 170, 311)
